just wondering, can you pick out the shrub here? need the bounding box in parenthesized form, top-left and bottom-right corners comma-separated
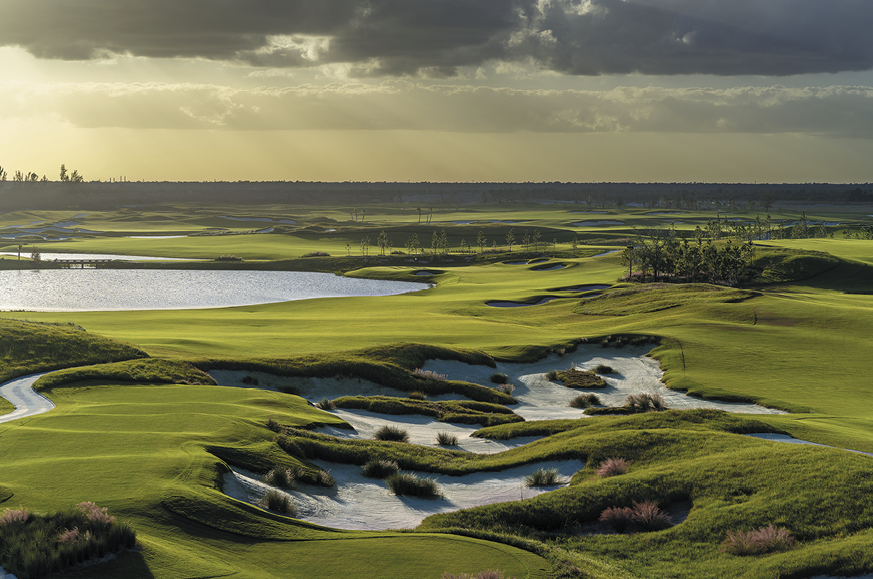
(545, 370, 558, 381)
(436, 431, 459, 446)
(569, 393, 600, 408)
(442, 571, 516, 579)
(599, 506, 635, 533)
(594, 364, 615, 374)
(524, 467, 561, 487)
(315, 397, 336, 411)
(385, 473, 442, 498)
(242, 375, 259, 385)
(625, 392, 668, 413)
(374, 425, 410, 442)
(264, 466, 298, 489)
(260, 490, 295, 515)
(489, 373, 509, 384)
(496, 383, 515, 395)
(631, 500, 672, 531)
(408, 391, 427, 400)
(720, 525, 796, 556)
(595, 457, 631, 478)
(361, 459, 400, 478)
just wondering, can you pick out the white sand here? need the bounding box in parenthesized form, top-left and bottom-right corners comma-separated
(420, 345, 784, 420)
(209, 370, 411, 400)
(223, 460, 581, 531)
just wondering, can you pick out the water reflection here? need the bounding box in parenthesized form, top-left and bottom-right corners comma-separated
(0, 270, 429, 311)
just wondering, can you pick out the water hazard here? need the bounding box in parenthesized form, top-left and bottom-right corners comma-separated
(0, 270, 430, 311)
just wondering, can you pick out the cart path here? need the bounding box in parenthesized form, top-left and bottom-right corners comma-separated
(0, 373, 54, 424)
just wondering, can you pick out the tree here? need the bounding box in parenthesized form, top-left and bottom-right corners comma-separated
(30, 247, 41, 262)
(533, 229, 541, 252)
(360, 236, 370, 256)
(351, 209, 357, 222)
(621, 244, 636, 279)
(360, 209, 367, 222)
(60, 164, 68, 182)
(13, 170, 23, 182)
(459, 239, 469, 253)
(439, 229, 448, 253)
(416, 207, 422, 224)
(377, 230, 390, 256)
(345, 243, 351, 256)
(406, 233, 420, 255)
(476, 230, 485, 253)
(0, 166, 7, 181)
(17, 244, 22, 261)
(431, 231, 438, 254)
(505, 228, 515, 251)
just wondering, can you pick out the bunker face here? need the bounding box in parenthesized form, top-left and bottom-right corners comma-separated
(224, 460, 580, 531)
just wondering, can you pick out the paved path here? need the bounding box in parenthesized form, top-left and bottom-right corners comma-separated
(0, 373, 54, 424)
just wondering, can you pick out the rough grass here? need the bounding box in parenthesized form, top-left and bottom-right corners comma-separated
(573, 284, 760, 316)
(332, 395, 523, 427)
(260, 490, 295, 515)
(0, 318, 147, 386)
(436, 432, 459, 446)
(35, 359, 216, 391)
(524, 468, 561, 488)
(720, 524, 796, 556)
(361, 459, 400, 478)
(553, 368, 607, 389)
(569, 393, 600, 408)
(0, 503, 136, 579)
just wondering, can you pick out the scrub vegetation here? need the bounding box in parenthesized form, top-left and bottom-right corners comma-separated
(3, 202, 873, 578)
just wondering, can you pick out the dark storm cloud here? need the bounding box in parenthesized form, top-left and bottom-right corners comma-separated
(2, 0, 873, 76)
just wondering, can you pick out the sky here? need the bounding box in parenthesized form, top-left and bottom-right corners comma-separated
(1, 0, 873, 183)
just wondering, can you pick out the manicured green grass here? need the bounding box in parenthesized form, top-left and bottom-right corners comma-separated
(333, 396, 523, 427)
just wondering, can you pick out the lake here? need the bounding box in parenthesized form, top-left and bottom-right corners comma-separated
(0, 270, 430, 311)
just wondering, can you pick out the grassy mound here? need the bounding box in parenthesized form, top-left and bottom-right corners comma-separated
(34, 359, 216, 391)
(418, 411, 873, 578)
(752, 248, 841, 284)
(333, 395, 524, 427)
(573, 284, 760, 316)
(551, 368, 607, 389)
(0, 318, 147, 385)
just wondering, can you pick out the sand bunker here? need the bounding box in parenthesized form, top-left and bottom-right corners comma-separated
(223, 460, 580, 531)
(486, 297, 564, 307)
(420, 346, 784, 420)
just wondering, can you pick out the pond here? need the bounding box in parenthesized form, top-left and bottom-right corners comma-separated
(0, 270, 430, 311)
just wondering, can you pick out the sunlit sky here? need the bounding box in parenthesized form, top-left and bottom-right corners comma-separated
(2, 0, 873, 183)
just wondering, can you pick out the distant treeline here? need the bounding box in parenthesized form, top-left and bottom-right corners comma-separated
(0, 178, 870, 211)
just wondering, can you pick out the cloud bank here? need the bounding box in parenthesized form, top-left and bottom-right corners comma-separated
(2, 0, 872, 76)
(2, 81, 873, 137)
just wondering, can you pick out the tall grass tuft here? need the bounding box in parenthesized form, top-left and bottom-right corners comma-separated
(594, 364, 615, 374)
(374, 425, 410, 442)
(496, 383, 515, 395)
(413, 368, 447, 381)
(596, 457, 631, 478)
(569, 393, 600, 408)
(264, 466, 298, 489)
(385, 473, 442, 498)
(260, 490, 296, 515)
(625, 392, 668, 412)
(599, 506, 635, 533)
(0, 503, 136, 579)
(361, 459, 400, 478)
(442, 571, 517, 579)
(408, 391, 427, 400)
(545, 370, 558, 381)
(524, 467, 561, 487)
(720, 524, 795, 556)
(489, 373, 509, 384)
(436, 431, 459, 446)
(631, 500, 672, 531)
(315, 397, 336, 410)
(317, 469, 335, 487)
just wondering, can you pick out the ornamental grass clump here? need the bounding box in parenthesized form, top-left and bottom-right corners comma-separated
(569, 393, 600, 408)
(260, 490, 295, 515)
(596, 457, 631, 478)
(489, 373, 509, 384)
(264, 466, 299, 489)
(631, 500, 672, 531)
(0, 503, 136, 579)
(720, 524, 796, 556)
(413, 368, 447, 381)
(315, 397, 336, 411)
(408, 391, 427, 400)
(374, 425, 410, 442)
(385, 473, 442, 498)
(361, 459, 400, 478)
(436, 431, 459, 446)
(496, 383, 515, 395)
(625, 392, 668, 412)
(594, 364, 616, 374)
(599, 506, 635, 533)
(524, 467, 561, 487)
